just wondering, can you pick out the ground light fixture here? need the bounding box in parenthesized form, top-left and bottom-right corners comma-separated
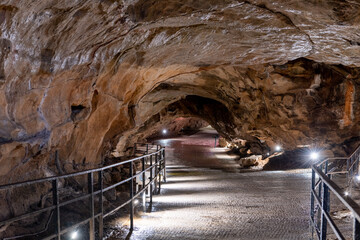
(344, 191, 349, 196)
(162, 129, 167, 135)
(356, 175, 360, 181)
(70, 231, 78, 239)
(275, 145, 281, 152)
(310, 152, 319, 160)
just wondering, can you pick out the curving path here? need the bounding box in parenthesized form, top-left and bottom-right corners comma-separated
(109, 128, 311, 240)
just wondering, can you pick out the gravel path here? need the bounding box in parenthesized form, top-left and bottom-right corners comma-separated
(108, 129, 311, 240)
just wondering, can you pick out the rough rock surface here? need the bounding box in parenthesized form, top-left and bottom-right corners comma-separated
(1, 0, 360, 223)
(144, 117, 208, 140)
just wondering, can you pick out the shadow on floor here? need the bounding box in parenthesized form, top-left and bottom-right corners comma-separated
(263, 148, 313, 171)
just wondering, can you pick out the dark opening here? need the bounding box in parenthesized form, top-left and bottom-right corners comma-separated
(71, 105, 86, 121)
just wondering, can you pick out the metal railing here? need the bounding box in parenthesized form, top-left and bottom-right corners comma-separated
(0, 143, 166, 240)
(310, 145, 360, 239)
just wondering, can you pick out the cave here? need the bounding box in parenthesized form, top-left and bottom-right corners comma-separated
(1, 1, 360, 239)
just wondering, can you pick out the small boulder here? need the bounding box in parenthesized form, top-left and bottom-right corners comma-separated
(240, 155, 262, 168)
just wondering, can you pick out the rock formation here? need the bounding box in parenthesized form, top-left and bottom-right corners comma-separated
(1, 0, 360, 205)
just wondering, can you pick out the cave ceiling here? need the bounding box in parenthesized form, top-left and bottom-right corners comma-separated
(0, 0, 360, 181)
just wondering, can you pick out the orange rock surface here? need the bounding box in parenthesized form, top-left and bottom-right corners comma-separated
(0, 0, 360, 186)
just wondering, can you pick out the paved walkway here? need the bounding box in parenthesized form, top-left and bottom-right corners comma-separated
(109, 128, 311, 239)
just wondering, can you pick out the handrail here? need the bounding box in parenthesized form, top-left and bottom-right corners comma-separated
(0, 150, 158, 190)
(310, 145, 360, 240)
(0, 143, 166, 240)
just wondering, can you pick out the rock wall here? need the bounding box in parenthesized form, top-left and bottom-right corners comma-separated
(0, 0, 360, 189)
(143, 117, 208, 140)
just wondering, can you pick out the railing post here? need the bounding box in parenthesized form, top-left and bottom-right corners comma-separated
(320, 162, 329, 240)
(146, 144, 149, 154)
(0, 144, 165, 240)
(162, 149, 166, 183)
(134, 143, 137, 157)
(155, 153, 158, 194)
(129, 162, 134, 231)
(142, 157, 146, 211)
(150, 155, 153, 205)
(354, 218, 360, 240)
(318, 164, 323, 208)
(350, 156, 354, 180)
(347, 158, 350, 181)
(310, 168, 315, 239)
(52, 179, 61, 240)
(158, 152, 161, 192)
(357, 153, 360, 173)
(88, 172, 95, 240)
(142, 157, 146, 190)
(98, 170, 104, 240)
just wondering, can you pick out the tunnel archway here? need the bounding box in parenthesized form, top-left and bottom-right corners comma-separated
(3, 1, 360, 239)
(103, 92, 270, 168)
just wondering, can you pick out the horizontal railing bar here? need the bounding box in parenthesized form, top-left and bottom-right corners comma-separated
(100, 156, 145, 171)
(0, 147, 163, 222)
(101, 153, 163, 172)
(103, 178, 132, 193)
(5, 158, 165, 225)
(0, 205, 56, 226)
(133, 184, 148, 199)
(41, 213, 102, 240)
(313, 166, 360, 222)
(0, 158, 166, 226)
(133, 166, 164, 200)
(348, 159, 359, 172)
(60, 212, 101, 235)
(58, 193, 92, 208)
(137, 165, 164, 193)
(312, 187, 345, 239)
(0, 149, 164, 190)
(104, 165, 164, 219)
(134, 160, 164, 177)
(102, 159, 164, 193)
(315, 179, 321, 189)
(1, 188, 108, 226)
(134, 143, 157, 147)
(0, 210, 101, 240)
(103, 198, 131, 218)
(0, 145, 165, 240)
(315, 157, 348, 167)
(326, 171, 348, 175)
(310, 144, 360, 240)
(102, 159, 162, 192)
(1, 186, 112, 226)
(348, 145, 360, 161)
(322, 209, 345, 240)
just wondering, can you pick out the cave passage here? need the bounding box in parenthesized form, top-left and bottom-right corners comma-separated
(4, 1, 360, 239)
(156, 126, 239, 171)
(107, 128, 311, 239)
